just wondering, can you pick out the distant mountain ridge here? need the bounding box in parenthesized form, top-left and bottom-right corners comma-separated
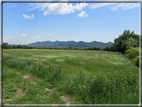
(28, 41, 113, 48)
(28, 40, 113, 48)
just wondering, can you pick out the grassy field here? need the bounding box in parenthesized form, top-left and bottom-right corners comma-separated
(3, 49, 139, 104)
(3, 49, 138, 76)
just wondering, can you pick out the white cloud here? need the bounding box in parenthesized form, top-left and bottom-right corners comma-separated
(6, 36, 13, 39)
(30, 3, 50, 11)
(43, 3, 88, 15)
(33, 35, 39, 38)
(89, 2, 139, 11)
(78, 11, 88, 17)
(19, 33, 27, 38)
(15, 32, 18, 35)
(30, 1, 88, 15)
(22, 14, 34, 19)
(48, 33, 54, 36)
(110, 3, 140, 11)
(89, 3, 118, 9)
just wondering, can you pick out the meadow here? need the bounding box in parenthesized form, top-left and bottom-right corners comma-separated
(3, 49, 139, 104)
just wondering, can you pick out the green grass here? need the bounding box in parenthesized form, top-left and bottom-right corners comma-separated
(3, 65, 66, 104)
(3, 49, 138, 76)
(3, 49, 139, 104)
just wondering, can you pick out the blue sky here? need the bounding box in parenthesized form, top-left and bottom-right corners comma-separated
(3, 0, 140, 45)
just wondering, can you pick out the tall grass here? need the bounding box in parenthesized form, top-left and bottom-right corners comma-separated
(3, 55, 139, 104)
(3, 56, 64, 83)
(62, 70, 139, 104)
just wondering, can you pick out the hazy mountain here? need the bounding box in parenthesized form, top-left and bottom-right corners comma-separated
(28, 40, 113, 48)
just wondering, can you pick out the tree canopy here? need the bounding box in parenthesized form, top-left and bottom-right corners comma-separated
(114, 30, 139, 53)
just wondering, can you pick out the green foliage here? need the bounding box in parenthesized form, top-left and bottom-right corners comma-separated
(70, 46, 73, 50)
(132, 56, 139, 67)
(94, 47, 97, 50)
(2, 42, 9, 49)
(3, 56, 29, 69)
(42, 47, 45, 49)
(62, 70, 139, 104)
(2, 42, 37, 49)
(125, 47, 139, 67)
(125, 47, 139, 59)
(122, 37, 139, 50)
(104, 46, 110, 51)
(110, 46, 116, 51)
(114, 30, 139, 53)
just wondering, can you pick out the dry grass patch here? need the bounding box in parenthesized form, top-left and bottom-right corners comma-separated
(23, 75, 36, 85)
(60, 95, 71, 104)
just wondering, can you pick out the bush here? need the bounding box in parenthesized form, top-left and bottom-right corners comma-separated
(125, 47, 139, 59)
(125, 47, 140, 67)
(132, 56, 139, 67)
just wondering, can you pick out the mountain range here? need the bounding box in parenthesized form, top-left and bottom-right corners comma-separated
(28, 40, 114, 48)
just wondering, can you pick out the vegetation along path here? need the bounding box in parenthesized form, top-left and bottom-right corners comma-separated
(3, 65, 74, 104)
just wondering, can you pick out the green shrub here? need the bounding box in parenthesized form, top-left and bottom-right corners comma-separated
(125, 47, 139, 59)
(132, 56, 139, 67)
(125, 47, 140, 67)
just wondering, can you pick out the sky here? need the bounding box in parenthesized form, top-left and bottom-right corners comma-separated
(2, 0, 140, 45)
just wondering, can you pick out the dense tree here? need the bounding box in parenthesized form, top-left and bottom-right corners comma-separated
(42, 47, 45, 49)
(2, 42, 8, 49)
(122, 37, 139, 50)
(17, 45, 22, 49)
(9, 45, 13, 49)
(70, 46, 73, 50)
(104, 46, 110, 51)
(110, 46, 116, 51)
(114, 30, 139, 53)
(94, 47, 97, 50)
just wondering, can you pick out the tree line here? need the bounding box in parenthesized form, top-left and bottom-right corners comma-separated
(1, 43, 116, 51)
(2, 30, 140, 53)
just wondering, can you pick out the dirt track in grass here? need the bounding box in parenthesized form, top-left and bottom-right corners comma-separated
(3, 66, 72, 104)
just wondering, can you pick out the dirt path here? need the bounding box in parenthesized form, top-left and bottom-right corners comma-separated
(15, 71, 72, 104)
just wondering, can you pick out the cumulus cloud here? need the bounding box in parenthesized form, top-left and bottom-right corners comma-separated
(48, 33, 54, 36)
(30, 1, 88, 15)
(6, 36, 13, 39)
(19, 33, 27, 38)
(43, 3, 88, 15)
(33, 35, 39, 38)
(110, 3, 139, 11)
(22, 14, 34, 19)
(78, 11, 88, 17)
